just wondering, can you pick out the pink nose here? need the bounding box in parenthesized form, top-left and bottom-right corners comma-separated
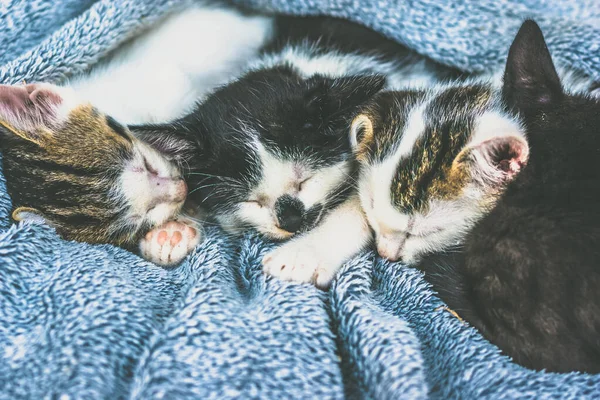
(149, 174, 187, 203)
(173, 178, 187, 202)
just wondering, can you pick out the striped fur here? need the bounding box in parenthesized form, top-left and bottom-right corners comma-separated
(353, 82, 528, 263)
(0, 83, 185, 248)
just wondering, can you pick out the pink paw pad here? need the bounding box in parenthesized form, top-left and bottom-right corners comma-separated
(140, 220, 202, 266)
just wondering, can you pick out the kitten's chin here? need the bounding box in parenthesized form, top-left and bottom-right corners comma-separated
(146, 202, 185, 227)
(376, 235, 424, 265)
(259, 226, 295, 241)
(377, 247, 420, 265)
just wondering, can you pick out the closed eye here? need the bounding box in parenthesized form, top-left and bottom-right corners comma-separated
(298, 177, 312, 191)
(245, 200, 264, 208)
(143, 157, 158, 175)
(410, 227, 443, 237)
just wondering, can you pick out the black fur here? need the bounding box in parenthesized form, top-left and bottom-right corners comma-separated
(265, 15, 464, 82)
(131, 16, 442, 235)
(418, 20, 600, 373)
(133, 70, 383, 225)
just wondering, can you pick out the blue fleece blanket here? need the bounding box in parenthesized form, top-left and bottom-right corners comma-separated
(1, 0, 599, 399)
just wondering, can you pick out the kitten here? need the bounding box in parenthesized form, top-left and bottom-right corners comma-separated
(1, 4, 273, 264)
(0, 15, 458, 275)
(352, 20, 600, 372)
(133, 15, 462, 287)
(0, 82, 198, 264)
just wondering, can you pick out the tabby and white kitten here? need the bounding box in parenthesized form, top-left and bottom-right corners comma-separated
(0, 83, 190, 260)
(352, 20, 600, 372)
(133, 16, 462, 287)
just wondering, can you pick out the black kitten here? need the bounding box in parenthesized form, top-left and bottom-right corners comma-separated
(459, 21, 600, 373)
(354, 20, 600, 372)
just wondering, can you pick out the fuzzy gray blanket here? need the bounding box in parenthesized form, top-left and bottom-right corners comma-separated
(0, 0, 599, 398)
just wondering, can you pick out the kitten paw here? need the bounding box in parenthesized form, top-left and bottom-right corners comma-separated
(262, 241, 339, 289)
(140, 220, 201, 266)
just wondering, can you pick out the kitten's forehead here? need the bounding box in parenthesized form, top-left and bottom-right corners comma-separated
(394, 85, 494, 212)
(424, 84, 494, 125)
(366, 90, 426, 162)
(365, 83, 503, 213)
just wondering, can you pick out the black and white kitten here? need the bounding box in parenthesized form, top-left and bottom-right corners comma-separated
(135, 16, 462, 286)
(352, 20, 600, 372)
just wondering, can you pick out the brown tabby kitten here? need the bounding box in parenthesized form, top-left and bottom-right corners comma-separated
(0, 83, 196, 263)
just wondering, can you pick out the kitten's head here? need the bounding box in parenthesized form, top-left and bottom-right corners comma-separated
(350, 22, 574, 263)
(147, 67, 385, 239)
(352, 88, 527, 263)
(0, 83, 186, 246)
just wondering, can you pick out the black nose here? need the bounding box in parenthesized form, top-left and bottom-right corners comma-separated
(275, 195, 305, 233)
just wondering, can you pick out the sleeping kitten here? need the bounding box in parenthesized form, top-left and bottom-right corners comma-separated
(0, 83, 198, 264)
(0, 4, 273, 264)
(352, 20, 600, 372)
(0, 15, 458, 274)
(133, 16, 463, 287)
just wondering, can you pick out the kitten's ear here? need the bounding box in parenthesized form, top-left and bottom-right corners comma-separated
(306, 75, 386, 112)
(131, 125, 198, 164)
(349, 114, 374, 159)
(0, 83, 71, 146)
(12, 207, 48, 224)
(502, 20, 562, 111)
(331, 75, 387, 107)
(468, 135, 529, 185)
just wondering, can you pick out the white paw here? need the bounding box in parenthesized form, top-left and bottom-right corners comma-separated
(140, 220, 201, 266)
(262, 240, 340, 289)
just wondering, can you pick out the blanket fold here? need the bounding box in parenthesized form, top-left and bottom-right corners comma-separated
(1, 0, 599, 398)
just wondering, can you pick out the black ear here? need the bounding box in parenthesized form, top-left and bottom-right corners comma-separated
(305, 74, 386, 114)
(130, 124, 198, 165)
(503, 20, 562, 111)
(334, 75, 387, 106)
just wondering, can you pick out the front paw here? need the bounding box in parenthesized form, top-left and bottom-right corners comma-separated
(262, 241, 340, 289)
(140, 220, 201, 266)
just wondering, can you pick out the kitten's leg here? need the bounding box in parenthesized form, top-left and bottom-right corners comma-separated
(262, 194, 372, 289)
(140, 217, 202, 266)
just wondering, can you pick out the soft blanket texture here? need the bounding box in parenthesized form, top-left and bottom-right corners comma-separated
(0, 0, 599, 398)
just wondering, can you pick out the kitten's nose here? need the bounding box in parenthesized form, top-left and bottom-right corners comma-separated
(172, 178, 187, 203)
(377, 247, 399, 261)
(377, 240, 402, 262)
(149, 174, 187, 203)
(275, 195, 304, 233)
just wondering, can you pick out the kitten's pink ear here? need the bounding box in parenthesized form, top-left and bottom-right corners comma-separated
(470, 135, 529, 184)
(0, 83, 66, 145)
